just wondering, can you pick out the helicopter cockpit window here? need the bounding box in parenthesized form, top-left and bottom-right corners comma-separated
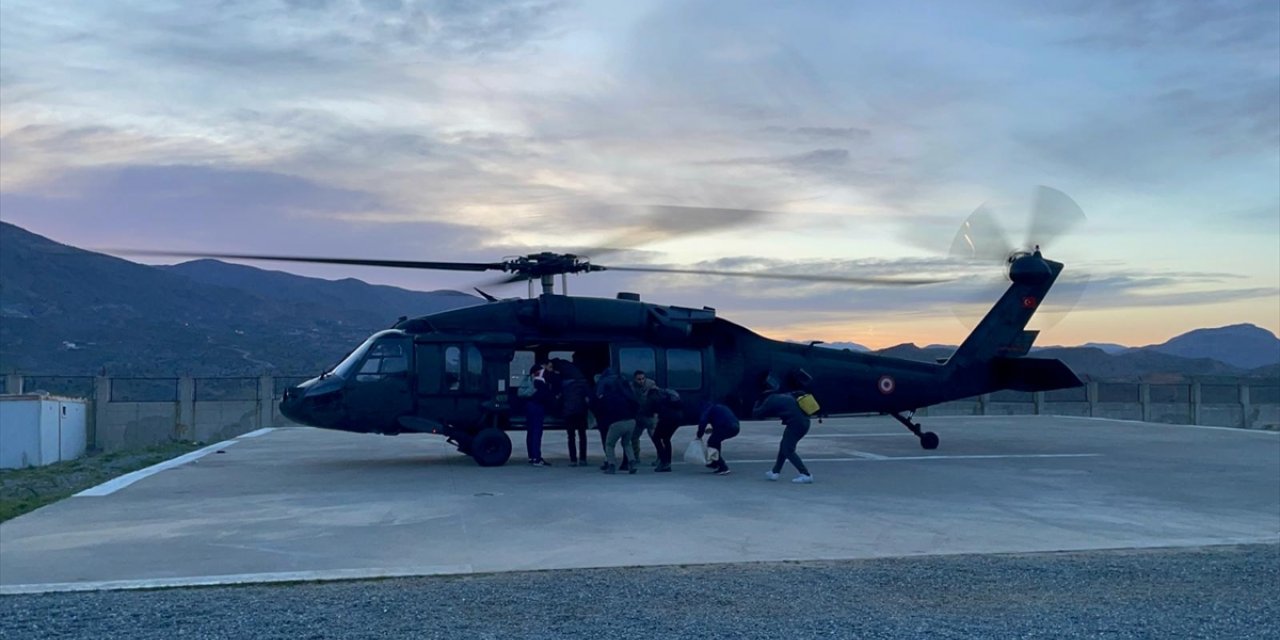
(618, 347, 656, 380)
(444, 346, 461, 391)
(355, 339, 409, 382)
(666, 349, 702, 390)
(330, 331, 409, 380)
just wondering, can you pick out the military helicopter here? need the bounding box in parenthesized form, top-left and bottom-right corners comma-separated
(135, 187, 1087, 467)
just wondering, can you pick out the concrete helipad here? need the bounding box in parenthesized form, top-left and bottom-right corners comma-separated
(1, 416, 1277, 593)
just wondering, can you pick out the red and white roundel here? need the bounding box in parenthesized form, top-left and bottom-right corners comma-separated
(877, 375, 896, 395)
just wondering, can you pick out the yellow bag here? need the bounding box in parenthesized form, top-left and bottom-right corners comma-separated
(796, 393, 820, 416)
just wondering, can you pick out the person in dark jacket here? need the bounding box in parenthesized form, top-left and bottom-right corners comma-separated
(550, 358, 590, 466)
(752, 391, 812, 483)
(525, 364, 553, 467)
(594, 368, 639, 474)
(697, 401, 741, 475)
(627, 370, 657, 469)
(648, 387, 684, 472)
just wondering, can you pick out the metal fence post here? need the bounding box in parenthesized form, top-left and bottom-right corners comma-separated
(978, 393, 990, 416)
(1087, 381, 1098, 417)
(1139, 383, 1151, 422)
(3, 373, 22, 395)
(1034, 391, 1044, 416)
(1240, 384, 1252, 429)
(258, 375, 273, 428)
(93, 375, 110, 451)
(178, 377, 195, 441)
(1190, 382, 1201, 426)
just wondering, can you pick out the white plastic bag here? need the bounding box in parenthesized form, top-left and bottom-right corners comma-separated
(683, 438, 708, 465)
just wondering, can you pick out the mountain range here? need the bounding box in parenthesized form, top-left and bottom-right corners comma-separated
(0, 222, 478, 375)
(2, 221, 1277, 381)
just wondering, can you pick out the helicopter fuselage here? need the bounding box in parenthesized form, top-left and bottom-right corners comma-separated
(281, 253, 1082, 467)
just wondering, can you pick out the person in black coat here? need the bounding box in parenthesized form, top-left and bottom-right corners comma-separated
(550, 358, 590, 466)
(649, 387, 684, 472)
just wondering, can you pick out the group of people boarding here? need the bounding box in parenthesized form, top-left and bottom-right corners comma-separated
(521, 360, 815, 484)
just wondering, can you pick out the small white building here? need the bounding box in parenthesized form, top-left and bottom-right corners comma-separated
(0, 395, 88, 469)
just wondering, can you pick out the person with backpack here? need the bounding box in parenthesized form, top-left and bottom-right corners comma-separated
(752, 388, 815, 483)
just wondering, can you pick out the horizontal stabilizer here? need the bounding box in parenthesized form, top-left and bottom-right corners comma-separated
(992, 357, 1082, 392)
(998, 330, 1039, 358)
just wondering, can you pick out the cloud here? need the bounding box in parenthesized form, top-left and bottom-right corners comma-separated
(1, 0, 1275, 341)
(1043, 0, 1280, 54)
(0, 164, 488, 266)
(762, 126, 872, 141)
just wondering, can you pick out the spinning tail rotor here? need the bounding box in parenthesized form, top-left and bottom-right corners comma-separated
(947, 186, 1090, 329)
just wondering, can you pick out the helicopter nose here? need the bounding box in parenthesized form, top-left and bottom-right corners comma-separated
(280, 386, 309, 424)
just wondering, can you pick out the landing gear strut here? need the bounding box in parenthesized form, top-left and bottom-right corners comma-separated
(891, 411, 940, 450)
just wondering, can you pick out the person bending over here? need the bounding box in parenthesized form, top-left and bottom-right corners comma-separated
(752, 391, 813, 483)
(697, 401, 740, 476)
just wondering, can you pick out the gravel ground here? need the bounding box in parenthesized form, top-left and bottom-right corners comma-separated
(3, 544, 1277, 640)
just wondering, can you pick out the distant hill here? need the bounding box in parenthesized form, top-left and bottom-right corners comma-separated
(816, 341, 870, 352)
(0, 222, 479, 375)
(870, 342, 1267, 382)
(1139, 324, 1280, 370)
(1, 220, 1275, 382)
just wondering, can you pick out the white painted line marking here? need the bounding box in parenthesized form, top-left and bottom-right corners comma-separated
(74, 428, 278, 497)
(806, 433, 909, 438)
(731, 453, 1101, 464)
(1053, 415, 1280, 434)
(0, 564, 476, 595)
(74, 439, 240, 497)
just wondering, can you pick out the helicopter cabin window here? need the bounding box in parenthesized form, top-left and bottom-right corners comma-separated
(464, 345, 483, 390)
(444, 346, 461, 391)
(355, 338, 410, 382)
(416, 344, 441, 393)
(665, 349, 702, 390)
(511, 351, 535, 387)
(618, 347, 656, 380)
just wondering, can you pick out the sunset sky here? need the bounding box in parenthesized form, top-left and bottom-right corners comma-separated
(2, 0, 1277, 348)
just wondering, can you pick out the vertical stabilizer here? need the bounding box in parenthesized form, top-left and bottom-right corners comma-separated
(947, 251, 1062, 369)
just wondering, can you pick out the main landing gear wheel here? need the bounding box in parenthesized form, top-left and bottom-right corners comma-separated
(920, 431, 940, 450)
(470, 427, 512, 467)
(890, 411, 941, 450)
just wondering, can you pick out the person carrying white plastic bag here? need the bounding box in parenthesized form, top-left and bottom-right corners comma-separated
(693, 401, 741, 475)
(683, 437, 708, 466)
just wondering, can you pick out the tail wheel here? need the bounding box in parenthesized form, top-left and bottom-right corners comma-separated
(471, 427, 512, 467)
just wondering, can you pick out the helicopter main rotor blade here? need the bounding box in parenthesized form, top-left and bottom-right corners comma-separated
(111, 250, 505, 272)
(599, 265, 951, 286)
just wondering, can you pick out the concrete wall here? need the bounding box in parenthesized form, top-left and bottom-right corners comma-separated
(2, 375, 1276, 456)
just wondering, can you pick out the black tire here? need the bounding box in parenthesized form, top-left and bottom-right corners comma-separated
(471, 427, 512, 467)
(920, 431, 940, 450)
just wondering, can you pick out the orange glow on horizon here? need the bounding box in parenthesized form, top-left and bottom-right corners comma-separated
(758, 298, 1280, 349)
